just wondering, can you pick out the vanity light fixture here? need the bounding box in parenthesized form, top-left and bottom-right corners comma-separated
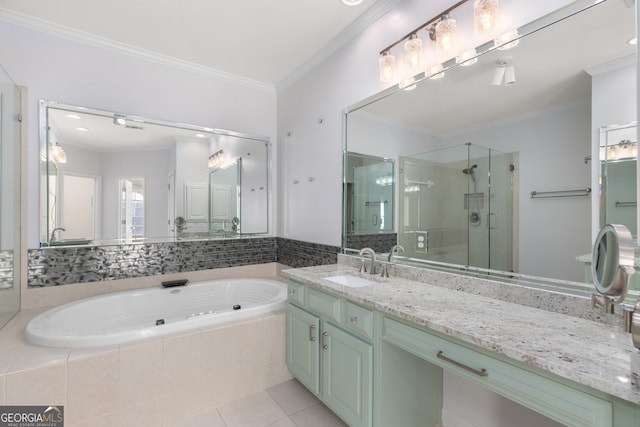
(377, 0, 506, 84)
(208, 150, 225, 168)
(473, 0, 498, 33)
(50, 142, 67, 164)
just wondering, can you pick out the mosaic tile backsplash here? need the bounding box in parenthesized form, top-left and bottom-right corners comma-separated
(27, 237, 340, 288)
(0, 250, 15, 289)
(344, 233, 398, 254)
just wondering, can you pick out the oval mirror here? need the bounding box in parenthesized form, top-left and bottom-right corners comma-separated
(592, 224, 635, 300)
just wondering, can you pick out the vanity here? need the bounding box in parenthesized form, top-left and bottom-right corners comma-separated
(283, 258, 640, 427)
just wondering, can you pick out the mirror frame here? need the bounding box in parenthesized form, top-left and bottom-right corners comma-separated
(341, 0, 637, 297)
(39, 100, 272, 247)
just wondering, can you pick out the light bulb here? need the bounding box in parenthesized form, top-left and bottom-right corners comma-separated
(495, 29, 520, 50)
(456, 49, 478, 66)
(435, 14, 456, 53)
(399, 77, 417, 91)
(474, 0, 498, 33)
(379, 51, 396, 83)
(427, 64, 445, 80)
(404, 34, 423, 68)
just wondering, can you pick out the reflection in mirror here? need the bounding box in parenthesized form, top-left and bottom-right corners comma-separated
(398, 143, 514, 272)
(209, 158, 241, 236)
(344, 152, 396, 252)
(344, 0, 637, 287)
(600, 123, 637, 237)
(40, 101, 270, 247)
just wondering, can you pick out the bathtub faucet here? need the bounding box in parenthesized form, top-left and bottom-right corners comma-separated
(358, 247, 377, 275)
(50, 227, 65, 241)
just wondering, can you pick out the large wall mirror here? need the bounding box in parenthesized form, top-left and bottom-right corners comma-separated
(40, 101, 270, 247)
(344, 0, 637, 289)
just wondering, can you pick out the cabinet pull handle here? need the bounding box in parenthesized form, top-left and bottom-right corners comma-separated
(309, 325, 316, 341)
(289, 290, 295, 296)
(437, 351, 488, 377)
(322, 332, 328, 350)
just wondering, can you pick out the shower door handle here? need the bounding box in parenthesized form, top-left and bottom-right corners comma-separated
(487, 213, 498, 229)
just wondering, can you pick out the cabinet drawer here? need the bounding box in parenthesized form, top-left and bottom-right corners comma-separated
(382, 316, 612, 427)
(288, 281, 305, 307)
(308, 288, 342, 323)
(344, 301, 373, 340)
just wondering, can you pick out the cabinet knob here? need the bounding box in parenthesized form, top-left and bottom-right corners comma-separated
(289, 290, 295, 296)
(350, 316, 358, 324)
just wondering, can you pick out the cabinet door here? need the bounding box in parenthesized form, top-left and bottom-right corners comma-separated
(322, 322, 373, 427)
(286, 304, 320, 395)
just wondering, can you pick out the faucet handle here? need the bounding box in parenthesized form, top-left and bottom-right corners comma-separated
(380, 263, 389, 278)
(359, 259, 367, 274)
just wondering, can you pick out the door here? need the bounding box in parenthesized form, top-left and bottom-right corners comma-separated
(118, 177, 145, 240)
(286, 304, 320, 395)
(322, 322, 372, 427)
(61, 173, 98, 240)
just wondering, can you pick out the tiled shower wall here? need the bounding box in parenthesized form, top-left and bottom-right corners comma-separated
(27, 237, 340, 288)
(0, 250, 14, 289)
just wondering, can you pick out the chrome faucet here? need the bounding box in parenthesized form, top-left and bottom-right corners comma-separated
(50, 227, 66, 241)
(381, 244, 405, 277)
(358, 247, 377, 275)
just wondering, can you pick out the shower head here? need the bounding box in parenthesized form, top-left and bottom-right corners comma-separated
(462, 164, 478, 175)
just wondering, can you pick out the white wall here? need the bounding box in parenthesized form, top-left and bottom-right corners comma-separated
(0, 20, 277, 248)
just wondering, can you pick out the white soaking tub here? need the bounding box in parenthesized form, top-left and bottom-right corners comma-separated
(25, 278, 287, 348)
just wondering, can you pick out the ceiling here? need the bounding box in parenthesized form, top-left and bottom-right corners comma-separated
(0, 0, 398, 88)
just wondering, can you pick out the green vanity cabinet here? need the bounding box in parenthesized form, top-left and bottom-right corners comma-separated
(286, 281, 373, 427)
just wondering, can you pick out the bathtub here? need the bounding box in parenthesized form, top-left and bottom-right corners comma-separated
(25, 278, 287, 348)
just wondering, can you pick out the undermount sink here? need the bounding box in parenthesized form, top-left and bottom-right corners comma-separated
(325, 274, 377, 288)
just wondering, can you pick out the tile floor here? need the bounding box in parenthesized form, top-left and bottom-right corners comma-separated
(171, 379, 347, 427)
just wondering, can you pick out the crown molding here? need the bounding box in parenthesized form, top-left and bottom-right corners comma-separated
(0, 8, 276, 94)
(275, 0, 404, 92)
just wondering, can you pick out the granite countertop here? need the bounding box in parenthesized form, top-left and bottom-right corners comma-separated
(282, 263, 640, 405)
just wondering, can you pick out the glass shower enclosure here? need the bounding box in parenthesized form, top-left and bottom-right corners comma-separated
(399, 143, 514, 272)
(0, 64, 21, 329)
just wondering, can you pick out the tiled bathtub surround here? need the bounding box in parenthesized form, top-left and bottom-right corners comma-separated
(27, 237, 339, 288)
(0, 250, 14, 289)
(0, 307, 291, 427)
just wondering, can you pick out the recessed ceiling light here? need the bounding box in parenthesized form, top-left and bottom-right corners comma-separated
(75, 127, 89, 132)
(628, 36, 637, 45)
(203, 127, 214, 132)
(66, 114, 81, 119)
(341, 0, 363, 5)
(195, 133, 206, 138)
